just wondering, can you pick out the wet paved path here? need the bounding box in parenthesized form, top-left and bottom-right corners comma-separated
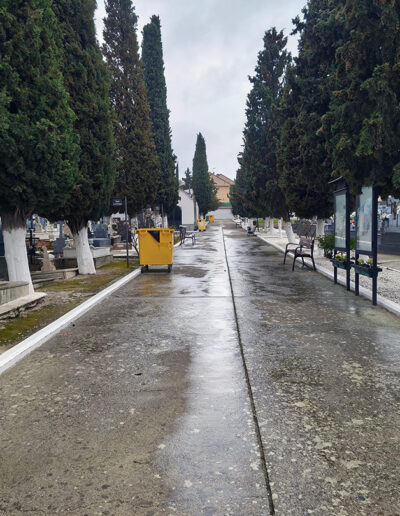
(1, 222, 400, 515)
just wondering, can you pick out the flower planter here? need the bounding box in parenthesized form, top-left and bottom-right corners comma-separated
(351, 263, 382, 278)
(331, 259, 351, 270)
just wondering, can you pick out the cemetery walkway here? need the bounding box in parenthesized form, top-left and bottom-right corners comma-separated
(1, 222, 400, 515)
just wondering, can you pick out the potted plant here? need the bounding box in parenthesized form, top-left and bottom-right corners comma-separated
(317, 234, 334, 258)
(351, 257, 382, 278)
(318, 235, 355, 260)
(331, 253, 351, 270)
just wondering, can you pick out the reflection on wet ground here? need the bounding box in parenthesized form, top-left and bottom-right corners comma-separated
(0, 222, 269, 515)
(0, 221, 399, 515)
(224, 222, 400, 515)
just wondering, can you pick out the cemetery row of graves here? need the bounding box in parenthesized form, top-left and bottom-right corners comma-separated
(0, 2, 217, 300)
(2, 1, 400, 318)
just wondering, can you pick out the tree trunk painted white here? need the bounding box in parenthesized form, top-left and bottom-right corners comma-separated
(267, 217, 275, 235)
(264, 217, 269, 232)
(284, 220, 297, 244)
(316, 218, 325, 238)
(278, 218, 283, 239)
(315, 218, 325, 256)
(163, 215, 168, 228)
(2, 221, 34, 294)
(73, 226, 96, 275)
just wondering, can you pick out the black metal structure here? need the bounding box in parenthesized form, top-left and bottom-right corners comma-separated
(352, 186, 381, 305)
(124, 196, 129, 268)
(330, 177, 351, 291)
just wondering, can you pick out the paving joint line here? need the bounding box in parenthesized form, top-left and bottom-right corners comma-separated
(221, 226, 275, 515)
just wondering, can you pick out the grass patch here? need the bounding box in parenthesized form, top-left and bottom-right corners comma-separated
(0, 259, 139, 352)
(43, 260, 138, 294)
(0, 300, 80, 350)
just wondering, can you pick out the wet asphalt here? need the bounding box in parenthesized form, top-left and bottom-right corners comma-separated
(0, 222, 400, 515)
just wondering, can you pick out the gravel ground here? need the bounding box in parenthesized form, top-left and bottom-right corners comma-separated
(254, 229, 400, 306)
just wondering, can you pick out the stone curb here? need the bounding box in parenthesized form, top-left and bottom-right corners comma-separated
(255, 232, 400, 318)
(0, 268, 142, 376)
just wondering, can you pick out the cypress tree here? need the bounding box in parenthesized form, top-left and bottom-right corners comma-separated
(0, 0, 78, 291)
(103, 0, 160, 216)
(142, 15, 178, 215)
(278, 0, 341, 226)
(209, 176, 220, 213)
(183, 168, 192, 192)
(241, 29, 292, 228)
(231, 160, 262, 218)
(175, 162, 179, 184)
(192, 133, 214, 216)
(50, 0, 116, 274)
(229, 183, 241, 217)
(323, 0, 400, 197)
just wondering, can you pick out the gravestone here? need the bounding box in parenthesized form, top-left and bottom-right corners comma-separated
(54, 237, 66, 255)
(93, 224, 108, 238)
(41, 246, 56, 272)
(90, 223, 111, 247)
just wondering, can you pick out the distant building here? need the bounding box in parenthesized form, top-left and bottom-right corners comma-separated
(209, 173, 235, 220)
(209, 173, 235, 207)
(168, 181, 199, 230)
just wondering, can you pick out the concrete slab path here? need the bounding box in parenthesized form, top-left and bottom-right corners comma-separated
(224, 223, 400, 515)
(0, 223, 269, 515)
(1, 221, 400, 515)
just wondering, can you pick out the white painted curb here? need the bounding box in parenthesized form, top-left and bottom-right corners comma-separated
(0, 268, 142, 376)
(255, 232, 400, 318)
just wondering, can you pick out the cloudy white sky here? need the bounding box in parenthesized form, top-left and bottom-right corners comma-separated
(95, 1, 306, 180)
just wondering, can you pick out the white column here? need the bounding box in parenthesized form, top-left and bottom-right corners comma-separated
(73, 226, 96, 275)
(284, 220, 297, 244)
(278, 218, 283, 239)
(316, 218, 325, 238)
(3, 224, 34, 293)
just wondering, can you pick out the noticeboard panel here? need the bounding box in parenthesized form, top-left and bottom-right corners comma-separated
(356, 186, 373, 254)
(334, 191, 346, 250)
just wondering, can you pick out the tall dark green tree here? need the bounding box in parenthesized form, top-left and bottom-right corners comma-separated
(183, 168, 192, 191)
(230, 160, 263, 218)
(0, 0, 78, 291)
(278, 0, 341, 226)
(103, 0, 160, 216)
(175, 162, 179, 184)
(323, 0, 400, 197)
(241, 28, 292, 223)
(50, 0, 116, 274)
(192, 133, 214, 216)
(229, 183, 241, 217)
(209, 176, 220, 213)
(142, 15, 177, 216)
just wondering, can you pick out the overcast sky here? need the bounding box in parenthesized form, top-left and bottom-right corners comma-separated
(95, 1, 306, 180)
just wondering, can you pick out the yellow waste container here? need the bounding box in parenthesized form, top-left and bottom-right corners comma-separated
(209, 215, 214, 222)
(137, 228, 174, 273)
(197, 219, 206, 231)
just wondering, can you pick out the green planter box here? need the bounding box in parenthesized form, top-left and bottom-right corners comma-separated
(352, 264, 382, 278)
(331, 259, 350, 270)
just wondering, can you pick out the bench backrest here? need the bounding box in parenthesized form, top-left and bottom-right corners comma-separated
(299, 236, 314, 249)
(297, 222, 316, 238)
